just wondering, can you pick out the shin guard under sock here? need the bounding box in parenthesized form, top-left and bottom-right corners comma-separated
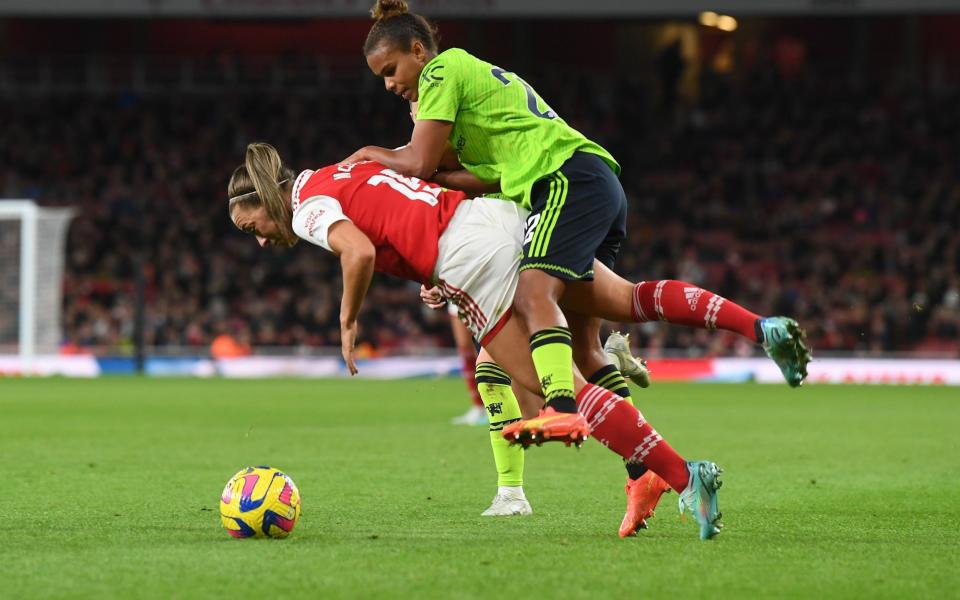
(631, 280, 760, 342)
(576, 384, 689, 492)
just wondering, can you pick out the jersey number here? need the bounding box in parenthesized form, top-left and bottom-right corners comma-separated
(367, 168, 442, 206)
(522, 213, 541, 245)
(490, 68, 557, 120)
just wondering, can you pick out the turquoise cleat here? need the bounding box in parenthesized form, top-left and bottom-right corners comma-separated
(760, 317, 811, 387)
(678, 461, 723, 540)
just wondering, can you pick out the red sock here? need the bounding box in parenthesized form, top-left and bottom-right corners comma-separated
(460, 351, 483, 407)
(631, 280, 760, 342)
(576, 384, 689, 492)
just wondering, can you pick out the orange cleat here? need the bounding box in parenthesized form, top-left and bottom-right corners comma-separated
(618, 470, 671, 538)
(501, 407, 590, 448)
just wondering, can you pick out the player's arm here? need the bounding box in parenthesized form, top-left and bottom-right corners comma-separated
(431, 169, 501, 196)
(410, 99, 460, 173)
(292, 195, 375, 376)
(340, 119, 452, 180)
(437, 144, 462, 171)
(343, 56, 459, 177)
(428, 130, 499, 195)
(328, 221, 376, 376)
(431, 143, 501, 195)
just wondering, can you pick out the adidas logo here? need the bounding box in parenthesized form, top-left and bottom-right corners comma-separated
(684, 287, 704, 311)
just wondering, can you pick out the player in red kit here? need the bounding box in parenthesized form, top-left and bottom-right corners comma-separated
(230, 144, 680, 535)
(228, 143, 815, 539)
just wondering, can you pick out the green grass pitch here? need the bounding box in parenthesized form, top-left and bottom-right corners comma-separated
(1, 378, 958, 598)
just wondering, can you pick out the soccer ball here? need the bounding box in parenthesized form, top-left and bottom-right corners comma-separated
(219, 466, 302, 538)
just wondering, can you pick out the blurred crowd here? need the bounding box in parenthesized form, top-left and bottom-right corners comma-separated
(1, 53, 957, 357)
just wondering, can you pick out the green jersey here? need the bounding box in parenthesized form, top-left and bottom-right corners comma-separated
(416, 48, 619, 209)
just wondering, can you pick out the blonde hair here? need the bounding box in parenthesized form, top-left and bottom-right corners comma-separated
(227, 143, 298, 247)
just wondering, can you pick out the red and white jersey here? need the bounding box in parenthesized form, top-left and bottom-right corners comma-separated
(290, 161, 468, 283)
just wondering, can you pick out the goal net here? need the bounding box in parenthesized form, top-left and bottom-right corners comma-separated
(0, 201, 75, 369)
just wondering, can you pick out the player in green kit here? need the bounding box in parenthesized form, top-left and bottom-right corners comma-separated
(342, 0, 811, 540)
(341, 0, 656, 423)
(399, 97, 657, 523)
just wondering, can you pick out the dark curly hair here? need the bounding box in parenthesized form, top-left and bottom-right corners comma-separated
(363, 0, 439, 55)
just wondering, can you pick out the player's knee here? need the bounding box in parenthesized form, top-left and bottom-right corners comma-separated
(514, 273, 563, 317)
(511, 290, 557, 326)
(511, 291, 535, 321)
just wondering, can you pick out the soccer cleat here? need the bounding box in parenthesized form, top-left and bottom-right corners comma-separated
(604, 331, 651, 388)
(618, 470, 671, 538)
(481, 490, 533, 517)
(759, 317, 812, 387)
(451, 405, 488, 426)
(501, 407, 590, 448)
(678, 461, 723, 540)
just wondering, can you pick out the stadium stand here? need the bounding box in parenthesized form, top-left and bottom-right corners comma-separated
(1, 41, 957, 357)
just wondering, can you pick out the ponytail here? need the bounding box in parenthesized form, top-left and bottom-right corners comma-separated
(227, 143, 297, 247)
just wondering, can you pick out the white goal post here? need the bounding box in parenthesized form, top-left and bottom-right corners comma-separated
(0, 200, 74, 370)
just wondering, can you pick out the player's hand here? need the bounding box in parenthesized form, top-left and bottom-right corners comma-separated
(340, 147, 370, 166)
(340, 320, 359, 375)
(420, 285, 445, 310)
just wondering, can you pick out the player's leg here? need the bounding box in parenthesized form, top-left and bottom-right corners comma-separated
(449, 307, 487, 425)
(603, 331, 651, 388)
(441, 260, 719, 538)
(569, 313, 631, 402)
(560, 261, 811, 387)
(475, 325, 664, 526)
(512, 268, 575, 410)
(484, 315, 723, 539)
(474, 348, 531, 516)
(569, 190, 671, 536)
(436, 193, 719, 538)
(433, 194, 584, 437)
(511, 154, 630, 426)
(513, 379, 544, 419)
(484, 317, 675, 486)
(567, 311, 669, 536)
(507, 154, 638, 441)
(561, 263, 760, 337)
(576, 180, 650, 391)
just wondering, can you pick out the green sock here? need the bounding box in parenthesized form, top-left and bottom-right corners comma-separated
(588, 364, 648, 480)
(476, 362, 524, 488)
(529, 327, 576, 412)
